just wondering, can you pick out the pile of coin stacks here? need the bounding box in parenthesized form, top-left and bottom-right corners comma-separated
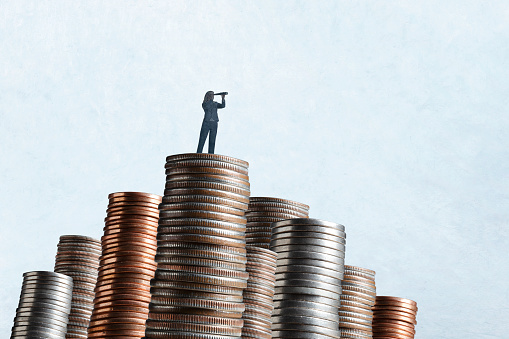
(338, 265, 376, 338)
(144, 153, 251, 339)
(54, 235, 101, 338)
(88, 192, 162, 339)
(11, 271, 73, 339)
(246, 197, 309, 248)
(270, 218, 346, 339)
(372, 296, 418, 339)
(241, 245, 277, 339)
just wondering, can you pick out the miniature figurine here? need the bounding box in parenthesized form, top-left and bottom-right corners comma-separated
(196, 91, 227, 154)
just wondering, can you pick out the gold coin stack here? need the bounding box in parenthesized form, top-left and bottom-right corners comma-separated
(241, 246, 277, 339)
(87, 192, 162, 339)
(338, 265, 376, 339)
(53, 235, 101, 339)
(372, 296, 418, 339)
(246, 197, 309, 248)
(144, 153, 250, 339)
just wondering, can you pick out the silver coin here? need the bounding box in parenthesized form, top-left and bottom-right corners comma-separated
(275, 265, 344, 280)
(272, 225, 346, 238)
(19, 291, 72, 304)
(13, 319, 67, 332)
(272, 314, 339, 330)
(273, 300, 338, 315)
(341, 281, 376, 293)
(157, 225, 246, 238)
(271, 330, 338, 339)
(275, 279, 342, 295)
(273, 294, 340, 307)
(15, 309, 69, 323)
(272, 307, 339, 322)
(271, 322, 340, 337)
(276, 250, 345, 263)
(23, 271, 73, 283)
(275, 286, 341, 300)
(275, 272, 342, 287)
(22, 276, 74, 288)
(270, 238, 345, 251)
(270, 244, 345, 258)
(338, 311, 373, 321)
(275, 258, 344, 273)
(272, 218, 345, 232)
(21, 284, 73, 297)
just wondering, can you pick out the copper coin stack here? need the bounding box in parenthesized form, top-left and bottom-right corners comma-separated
(144, 153, 250, 339)
(87, 192, 162, 339)
(53, 235, 101, 338)
(241, 245, 277, 339)
(338, 265, 376, 339)
(270, 218, 346, 339)
(11, 271, 73, 339)
(372, 296, 418, 339)
(246, 197, 309, 248)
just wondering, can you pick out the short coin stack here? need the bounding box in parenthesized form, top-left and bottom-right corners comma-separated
(241, 245, 277, 339)
(338, 265, 376, 339)
(246, 197, 309, 248)
(54, 235, 101, 338)
(88, 192, 162, 339)
(11, 271, 73, 339)
(270, 218, 346, 339)
(144, 153, 251, 339)
(372, 296, 418, 339)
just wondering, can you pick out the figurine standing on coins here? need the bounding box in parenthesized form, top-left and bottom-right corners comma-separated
(196, 91, 226, 154)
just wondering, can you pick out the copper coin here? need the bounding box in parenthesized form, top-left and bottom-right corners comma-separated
(100, 254, 157, 267)
(99, 266, 155, 277)
(94, 287, 151, 299)
(109, 191, 162, 200)
(95, 282, 150, 293)
(108, 200, 160, 208)
(106, 208, 160, 219)
(101, 233, 157, 244)
(373, 313, 417, 325)
(373, 305, 417, 316)
(91, 304, 149, 315)
(101, 245, 157, 257)
(93, 293, 151, 305)
(108, 195, 161, 205)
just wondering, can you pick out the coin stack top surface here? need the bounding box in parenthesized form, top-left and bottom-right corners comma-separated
(88, 192, 162, 339)
(53, 235, 101, 339)
(241, 245, 277, 339)
(11, 271, 73, 339)
(270, 218, 346, 339)
(339, 265, 376, 339)
(372, 296, 418, 339)
(144, 153, 251, 339)
(246, 197, 309, 248)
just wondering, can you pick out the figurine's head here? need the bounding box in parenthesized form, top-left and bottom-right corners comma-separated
(203, 91, 214, 103)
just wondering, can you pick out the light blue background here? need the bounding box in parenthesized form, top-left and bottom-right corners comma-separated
(1, 1, 508, 338)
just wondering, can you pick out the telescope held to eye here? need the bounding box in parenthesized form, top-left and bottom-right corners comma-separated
(214, 92, 228, 96)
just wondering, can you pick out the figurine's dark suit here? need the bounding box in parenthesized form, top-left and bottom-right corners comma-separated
(197, 97, 225, 154)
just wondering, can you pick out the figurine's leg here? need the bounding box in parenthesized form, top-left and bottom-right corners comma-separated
(208, 122, 218, 154)
(197, 122, 210, 153)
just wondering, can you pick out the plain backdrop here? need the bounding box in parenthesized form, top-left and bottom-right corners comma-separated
(1, 1, 508, 338)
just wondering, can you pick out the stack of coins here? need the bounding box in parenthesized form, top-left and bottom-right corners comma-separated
(338, 265, 376, 339)
(270, 218, 346, 339)
(246, 197, 309, 248)
(372, 296, 418, 339)
(11, 271, 73, 339)
(54, 235, 101, 338)
(144, 153, 251, 339)
(241, 245, 277, 339)
(88, 192, 162, 339)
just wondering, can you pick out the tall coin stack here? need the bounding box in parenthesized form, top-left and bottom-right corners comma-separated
(270, 218, 346, 339)
(241, 245, 277, 339)
(144, 153, 251, 339)
(246, 197, 309, 248)
(338, 265, 376, 339)
(88, 192, 162, 339)
(54, 235, 101, 339)
(372, 296, 418, 339)
(11, 271, 73, 339)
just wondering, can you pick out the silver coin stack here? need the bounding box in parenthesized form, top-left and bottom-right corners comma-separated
(144, 153, 251, 339)
(11, 271, 73, 339)
(54, 235, 101, 339)
(246, 197, 309, 248)
(270, 218, 346, 339)
(241, 246, 277, 339)
(339, 265, 376, 339)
